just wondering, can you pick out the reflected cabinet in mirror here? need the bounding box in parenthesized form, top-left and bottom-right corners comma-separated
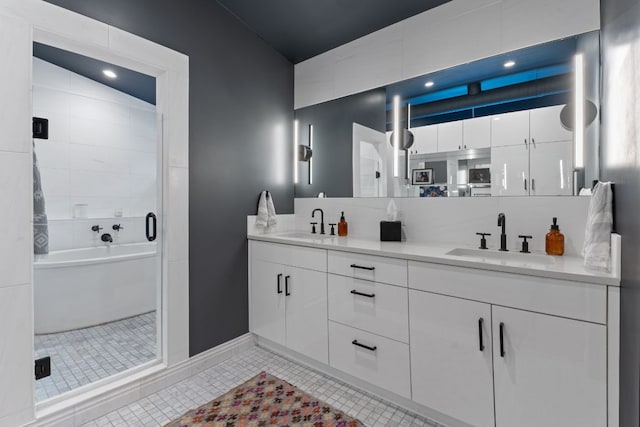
(294, 31, 600, 198)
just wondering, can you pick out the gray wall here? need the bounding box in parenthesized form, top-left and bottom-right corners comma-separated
(44, 0, 294, 356)
(600, 0, 640, 424)
(294, 88, 386, 198)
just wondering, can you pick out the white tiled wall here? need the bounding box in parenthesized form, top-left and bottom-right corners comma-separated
(47, 217, 151, 251)
(294, 0, 601, 108)
(33, 58, 157, 222)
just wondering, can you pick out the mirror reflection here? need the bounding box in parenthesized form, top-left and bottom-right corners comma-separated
(294, 30, 600, 198)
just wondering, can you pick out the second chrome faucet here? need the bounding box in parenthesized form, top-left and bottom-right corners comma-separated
(497, 213, 508, 251)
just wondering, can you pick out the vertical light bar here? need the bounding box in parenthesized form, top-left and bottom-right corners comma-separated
(393, 95, 400, 177)
(560, 159, 565, 189)
(574, 53, 585, 169)
(405, 103, 411, 180)
(308, 124, 313, 185)
(293, 120, 299, 184)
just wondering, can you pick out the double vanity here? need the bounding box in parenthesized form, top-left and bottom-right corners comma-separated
(248, 223, 619, 427)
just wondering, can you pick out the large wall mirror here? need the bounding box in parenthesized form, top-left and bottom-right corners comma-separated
(294, 30, 600, 198)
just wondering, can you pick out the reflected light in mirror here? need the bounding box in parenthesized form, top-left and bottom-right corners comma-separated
(393, 95, 400, 177)
(574, 53, 585, 168)
(503, 60, 516, 68)
(309, 124, 314, 184)
(102, 69, 117, 78)
(293, 120, 299, 183)
(560, 159, 565, 189)
(424, 81, 434, 88)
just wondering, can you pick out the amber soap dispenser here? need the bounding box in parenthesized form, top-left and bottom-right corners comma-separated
(338, 211, 348, 237)
(545, 217, 564, 256)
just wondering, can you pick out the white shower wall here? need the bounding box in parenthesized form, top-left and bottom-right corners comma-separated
(32, 58, 158, 224)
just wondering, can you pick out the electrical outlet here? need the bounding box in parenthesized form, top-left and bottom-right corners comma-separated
(35, 356, 51, 380)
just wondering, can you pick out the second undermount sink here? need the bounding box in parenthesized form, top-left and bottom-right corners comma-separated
(446, 247, 556, 266)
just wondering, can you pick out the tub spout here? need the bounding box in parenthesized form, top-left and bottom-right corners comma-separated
(101, 233, 113, 243)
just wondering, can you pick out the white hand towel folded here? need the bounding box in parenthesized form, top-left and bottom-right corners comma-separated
(256, 191, 277, 228)
(583, 181, 613, 271)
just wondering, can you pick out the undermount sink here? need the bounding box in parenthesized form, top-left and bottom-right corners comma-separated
(446, 247, 556, 266)
(276, 231, 335, 240)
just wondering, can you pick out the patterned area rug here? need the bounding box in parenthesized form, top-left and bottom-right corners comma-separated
(164, 371, 364, 427)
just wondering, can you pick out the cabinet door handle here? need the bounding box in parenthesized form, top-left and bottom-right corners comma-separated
(277, 274, 283, 294)
(352, 339, 377, 352)
(524, 179, 527, 191)
(524, 138, 528, 146)
(478, 318, 484, 352)
(531, 178, 535, 191)
(285, 275, 291, 296)
(350, 290, 375, 298)
(350, 264, 375, 271)
(499, 322, 506, 357)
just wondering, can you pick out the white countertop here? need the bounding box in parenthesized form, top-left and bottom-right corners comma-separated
(248, 231, 620, 287)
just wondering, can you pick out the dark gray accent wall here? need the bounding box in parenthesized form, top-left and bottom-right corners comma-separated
(600, 0, 640, 424)
(44, 0, 294, 356)
(294, 89, 386, 198)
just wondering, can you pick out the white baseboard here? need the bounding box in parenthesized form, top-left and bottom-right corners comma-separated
(26, 333, 255, 427)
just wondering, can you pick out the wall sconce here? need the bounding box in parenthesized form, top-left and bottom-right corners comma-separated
(293, 120, 299, 184)
(308, 124, 313, 185)
(390, 97, 414, 179)
(574, 53, 584, 169)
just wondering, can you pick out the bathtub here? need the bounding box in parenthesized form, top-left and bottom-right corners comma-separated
(34, 242, 158, 334)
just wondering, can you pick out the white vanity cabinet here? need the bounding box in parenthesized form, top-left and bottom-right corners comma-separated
(249, 241, 328, 364)
(408, 261, 608, 427)
(327, 250, 411, 398)
(492, 306, 606, 427)
(409, 290, 495, 427)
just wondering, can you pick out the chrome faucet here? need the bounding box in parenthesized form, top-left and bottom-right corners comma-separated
(497, 213, 507, 251)
(312, 208, 325, 234)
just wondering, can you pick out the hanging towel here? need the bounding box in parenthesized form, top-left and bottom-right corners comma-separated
(256, 191, 278, 228)
(583, 181, 613, 271)
(33, 142, 49, 254)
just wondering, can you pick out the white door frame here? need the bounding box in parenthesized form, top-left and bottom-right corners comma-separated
(0, 2, 189, 425)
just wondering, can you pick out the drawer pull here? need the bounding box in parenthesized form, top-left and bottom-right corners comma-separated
(499, 322, 505, 357)
(277, 274, 283, 294)
(352, 339, 377, 352)
(350, 290, 375, 298)
(350, 264, 375, 271)
(285, 275, 291, 296)
(478, 318, 484, 352)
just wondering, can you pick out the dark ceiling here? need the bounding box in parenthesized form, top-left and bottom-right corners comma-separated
(33, 42, 156, 105)
(215, 0, 452, 63)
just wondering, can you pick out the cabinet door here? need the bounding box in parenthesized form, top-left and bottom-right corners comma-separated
(410, 290, 495, 427)
(285, 266, 328, 364)
(491, 144, 529, 196)
(411, 125, 438, 154)
(529, 141, 573, 196)
(529, 105, 572, 144)
(491, 110, 529, 147)
(493, 306, 606, 427)
(437, 121, 463, 152)
(250, 260, 286, 345)
(463, 116, 491, 149)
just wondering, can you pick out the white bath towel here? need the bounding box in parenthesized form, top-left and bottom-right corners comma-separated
(583, 181, 613, 271)
(256, 191, 277, 228)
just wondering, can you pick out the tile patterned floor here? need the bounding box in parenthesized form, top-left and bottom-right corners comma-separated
(35, 311, 157, 401)
(81, 346, 445, 427)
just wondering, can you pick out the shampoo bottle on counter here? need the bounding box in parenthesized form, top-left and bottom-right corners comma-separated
(338, 211, 348, 237)
(545, 217, 564, 256)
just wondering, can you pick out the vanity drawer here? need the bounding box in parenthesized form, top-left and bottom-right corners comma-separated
(328, 321, 411, 399)
(328, 274, 409, 342)
(408, 261, 607, 324)
(251, 241, 326, 272)
(328, 251, 407, 287)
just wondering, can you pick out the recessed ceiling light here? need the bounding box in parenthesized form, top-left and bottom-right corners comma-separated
(503, 60, 516, 68)
(103, 69, 117, 79)
(424, 81, 434, 88)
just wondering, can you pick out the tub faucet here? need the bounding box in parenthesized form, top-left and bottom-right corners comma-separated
(312, 208, 325, 234)
(497, 213, 507, 251)
(101, 233, 113, 243)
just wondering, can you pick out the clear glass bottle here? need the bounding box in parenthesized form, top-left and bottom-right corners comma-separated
(545, 217, 564, 256)
(338, 211, 348, 237)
